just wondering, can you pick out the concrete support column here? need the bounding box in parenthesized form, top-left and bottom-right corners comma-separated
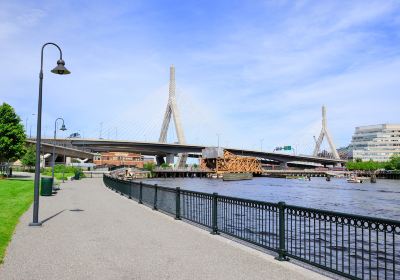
(49, 153, 58, 167)
(42, 153, 51, 168)
(279, 162, 288, 170)
(156, 156, 165, 166)
(40, 154, 45, 168)
(65, 157, 71, 165)
(166, 154, 174, 165)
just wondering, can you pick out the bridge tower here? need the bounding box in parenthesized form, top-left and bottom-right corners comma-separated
(313, 106, 340, 160)
(158, 65, 187, 167)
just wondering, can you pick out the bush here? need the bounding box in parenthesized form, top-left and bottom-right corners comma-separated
(160, 163, 169, 169)
(143, 162, 155, 172)
(41, 165, 84, 179)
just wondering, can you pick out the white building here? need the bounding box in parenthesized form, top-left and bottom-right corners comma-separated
(350, 124, 400, 162)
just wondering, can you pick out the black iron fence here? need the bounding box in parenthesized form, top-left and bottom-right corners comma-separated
(103, 175, 400, 279)
(0, 164, 10, 176)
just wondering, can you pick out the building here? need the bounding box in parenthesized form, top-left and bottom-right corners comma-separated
(350, 124, 400, 162)
(336, 146, 352, 160)
(93, 152, 145, 168)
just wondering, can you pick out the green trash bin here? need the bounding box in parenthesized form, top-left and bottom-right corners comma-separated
(74, 171, 81, 180)
(40, 177, 53, 196)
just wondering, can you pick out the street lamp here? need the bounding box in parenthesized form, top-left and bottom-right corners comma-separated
(52, 118, 67, 190)
(29, 42, 70, 227)
(260, 138, 264, 152)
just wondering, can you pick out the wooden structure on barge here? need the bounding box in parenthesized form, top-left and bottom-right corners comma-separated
(200, 148, 262, 175)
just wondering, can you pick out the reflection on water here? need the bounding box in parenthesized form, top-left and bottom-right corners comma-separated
(140, 177, 400, 220)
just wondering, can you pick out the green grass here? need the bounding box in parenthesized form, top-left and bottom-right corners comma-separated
(0, 179, 33, 264)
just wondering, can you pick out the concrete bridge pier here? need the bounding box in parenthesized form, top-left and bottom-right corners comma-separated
(156, 154, 175, 165)
(156, 156, 165, 165)
(65, 157, 71, 165)
(166, 154, 175, 165)
(279, 161, 288, 169)
(41, 153, 51, 168)
(46, 153, 58, 167)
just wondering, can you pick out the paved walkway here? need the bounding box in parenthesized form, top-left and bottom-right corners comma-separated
(0, 178, 329, 280)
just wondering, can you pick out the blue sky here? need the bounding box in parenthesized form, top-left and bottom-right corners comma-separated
(1, 0, 399, 154)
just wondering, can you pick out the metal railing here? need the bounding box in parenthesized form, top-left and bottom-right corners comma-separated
(0, 164, 10, 176)
(103, 175, 400, 279)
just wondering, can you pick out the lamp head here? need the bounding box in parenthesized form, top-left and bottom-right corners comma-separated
(51, 59, 71, 75)
(60, 124, 67, 131)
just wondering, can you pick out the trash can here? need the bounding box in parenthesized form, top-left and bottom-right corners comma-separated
(40, 177, 53, 196)
(74, 171, 81, 180)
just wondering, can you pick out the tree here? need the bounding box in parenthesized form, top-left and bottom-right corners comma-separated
(385, 154, 400, 170)
(21, 145, 36, 170)
(0, 103, 26, 163)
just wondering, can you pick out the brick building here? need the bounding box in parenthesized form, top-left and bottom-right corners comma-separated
(94, 152, 145, 168)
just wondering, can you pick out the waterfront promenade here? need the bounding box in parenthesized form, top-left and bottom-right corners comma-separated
(0, 178, 327, 280)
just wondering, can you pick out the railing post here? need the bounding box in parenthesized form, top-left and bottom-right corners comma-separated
(276, 201, 289, 261)
(210, 192, 219, 235)
(139, 182, 143, 204)
(153, 184, 158, 210)
(175, 187, 181, 220)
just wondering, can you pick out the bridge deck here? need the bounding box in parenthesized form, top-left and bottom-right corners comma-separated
(40, 138, 345, 165)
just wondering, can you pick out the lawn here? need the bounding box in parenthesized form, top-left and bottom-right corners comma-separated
(0, 180, 33, 264)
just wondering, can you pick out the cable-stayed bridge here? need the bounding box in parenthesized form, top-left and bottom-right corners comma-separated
(40, 65, 345, 167)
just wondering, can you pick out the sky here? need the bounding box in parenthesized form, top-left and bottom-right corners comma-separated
(1, 0, 399, 155)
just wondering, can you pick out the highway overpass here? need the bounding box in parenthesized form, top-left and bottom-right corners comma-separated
(40, 138, 345, 166)
(26, 140, 95, 160)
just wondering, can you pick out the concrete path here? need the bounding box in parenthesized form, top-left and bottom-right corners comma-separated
(0, 178, 329, 280)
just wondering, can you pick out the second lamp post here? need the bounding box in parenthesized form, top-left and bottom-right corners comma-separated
(52, 118, 67, 190)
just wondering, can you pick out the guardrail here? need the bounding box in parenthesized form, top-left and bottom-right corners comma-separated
(103, 174, 399, 279)
(154, 167, 210, 172)
(83, 171, 110, 178)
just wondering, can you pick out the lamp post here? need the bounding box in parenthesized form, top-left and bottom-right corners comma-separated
(29, 113, 36, 138)
(216, 133, 220, 148)
(29, 42, 70, 227)
(260, 138, 264, 152)
(52, 118, 67, 190)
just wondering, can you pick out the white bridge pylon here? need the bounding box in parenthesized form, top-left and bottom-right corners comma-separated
(158, 65, 188, 167)
(313, 106, 340, 160)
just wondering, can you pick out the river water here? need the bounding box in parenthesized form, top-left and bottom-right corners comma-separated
(141, 177, 400, 220)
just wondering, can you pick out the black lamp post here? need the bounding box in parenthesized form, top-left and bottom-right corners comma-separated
(52, 118, 67, 190)
(29, 43, 70, 227)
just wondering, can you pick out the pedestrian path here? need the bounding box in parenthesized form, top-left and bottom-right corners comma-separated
(0, 178, 328, 280)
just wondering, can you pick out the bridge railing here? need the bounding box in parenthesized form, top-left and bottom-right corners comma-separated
(153, 167, 210, 172)
(102, 174, 399, 280)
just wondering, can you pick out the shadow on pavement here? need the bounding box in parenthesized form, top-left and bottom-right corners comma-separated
(69, 209, 84, 212)
(41, 210, 66, 224)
